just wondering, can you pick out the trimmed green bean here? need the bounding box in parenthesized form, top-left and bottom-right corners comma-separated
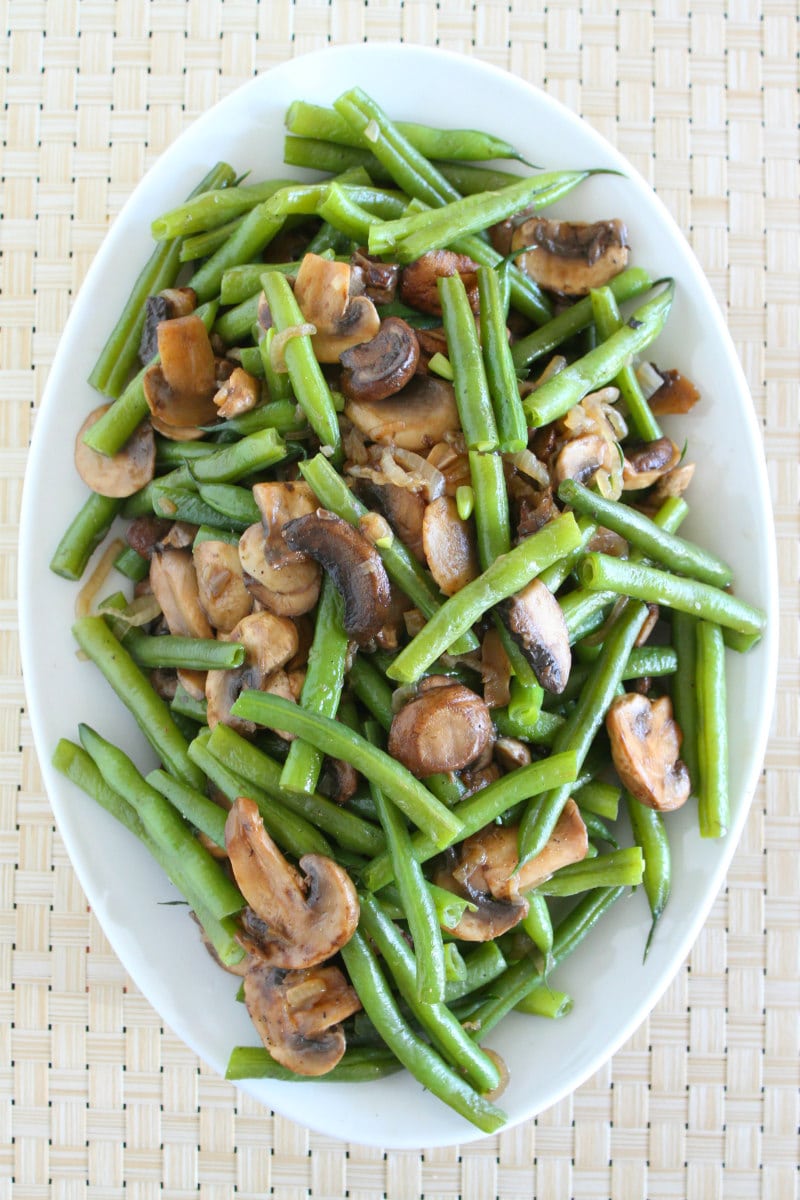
(521, 891, 553, 969)
(670, 611, 699, 792)
(577, 553, 766, 639)
(523, 281, 674, 427)
(386, 512, 582, 684)
(213, 399, 306, 439)
(152, 179, 298, 240)
(180, 215, 245, 263)
(626, 791, 671, 958)
(196, 483, 261, 526)
(188, 203, 284, 303)
(225, 1043, 401, 1083)
(492, 705, 564, 748)
(349, 655, 394, 731)
(123, 628, 245, 672)
(50, 494, 122, 581)
(590, 284, 662, 441)
(515, 987, 572, 1019)
(477, 266, 528, 453)
(170, 683, 209, 724)
(444, 944, 507, 1003)
(535, 846, 644, 896)
(113, 543, 149, 583)
(146, 768, 227, 848)
(151, 487, 245, 530)
(340, 930, 506, 1133)
(695, 620, 729, 838)
(439, 274, 498, 451)
(573, 779, 621, 822)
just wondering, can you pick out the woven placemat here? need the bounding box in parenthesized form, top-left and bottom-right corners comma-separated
(3, 1, 798, 1195)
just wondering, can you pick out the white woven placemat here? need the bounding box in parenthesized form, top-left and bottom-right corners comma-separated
(2, 1, 798, 1196)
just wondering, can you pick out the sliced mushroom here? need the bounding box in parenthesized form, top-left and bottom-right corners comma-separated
(293, 253, 380, 362)
(344, 374, 461, 453)
(350, 249, 400, 305)
(238, 523, 322, 618)
(213, 366, 260, 421)
(553, 432, 619, 489)
(281, 509, 392, 644)
(605, 692, 690, 811)
(480, 628, 512, 710)
(318, 757, 359, 806)
(125, 515, 174, 559)
(243, 962, 361, 1077)
(339, 317, 420, 403)
(388, 682, 493, 777)
(354, 476, 427, 561)
(149, 547, 213, 639)
(432, 800, 588, 941)
(648, 368, 701, 416)
(143, 314, 220, 433)
(422, 495, 479, 596)
(499, 578, 571, 694)
(512, 218, 629, 297)
(193, 538, 254, 634)
(226, 796, 360, 967)
(494, 737, 532, 773)
(205, 610, 298, 732)
(399, 250, 480, 315)
(635, 603, 660, 648)
(649, 461, 696, 504)
(622, 437, 681, 491)
(75, 406, 155, 498)
(138, 286, 197, 365)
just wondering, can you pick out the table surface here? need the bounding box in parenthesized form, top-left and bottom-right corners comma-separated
(2, 1, 798, 1196)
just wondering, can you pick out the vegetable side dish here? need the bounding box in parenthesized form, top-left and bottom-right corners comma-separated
(49, 88, 766, 1132)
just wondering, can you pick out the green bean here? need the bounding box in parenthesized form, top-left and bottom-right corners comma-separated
(52, 738, 243, 967)
(590, 284, 662, 441)
(195, 483, 259, 526)
(370, 171, 591, 260)
(359, 894, 499, 1092)
(360, 749, 578, 894)
(536, 846, 644, 896)
(280, 577, 349, 795)
(437, 274, 499, 451)
(205, 722, 384, 859)
(517, 599, 648, 866)
(670, 611, 699, 792)
(577, 553, 766, 639)
(151, 487, 245, 530)
(154, 438, 217, 468)
(476, 267, 528, 453)
(537, 516, 597, 594)
(260, 271, 341, 461)
(573, 779, 621, 822)
(113, 543, 149, 583)
(558, 478, 732, 589)
(511, 266, 653, 372)
(82, 300, 219, 457)
(50, 494, 122, 581)
(578, 807, 620, 849)
(695, 621, 729, 838)
(492, 705, 564, 748)
(349, 654, 394, 731)
(340, 930, 506, 1132)
(521, 891, 553, 970)
(515, 987, 572, 1019)
(188, 729, 333, 860)
(225, 1043, 402, 1083)
(625, 791, 670, 958)
(230, 692, 461, 849)
(152, 179, 298, 240)
(146, 768, 227, 848)
(560, 644, 679, 704)
(386, 512, 582, 684)
(213, 292, 260, 346)
(122, 628, 245, 672)
(315, 182, 407, 242)
(78, 724, 244, 920)
(299, 453, 478, 655)
(523, 281, 674, 427)
(179, 215, 245, 263)
(444, 944, 508, 1003)
(219, 259, 313, 306)
(286, 99, 526, 163)
(170, 683, 209, 724)
(188, 201, 285, 303)
(213, 399, 306, 440)
(72, 616, 204, 788)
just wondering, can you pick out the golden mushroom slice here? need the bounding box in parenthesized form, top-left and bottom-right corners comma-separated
(605, 692, 691, 811)
(75, 405, 155, 498)
(143, 314, 220, 436)
(512, 218, 629, 297)
(339, 317, 420, 403)
(293, 252, 380, 362)
(243, 962, 361, 1077)
(149, 546, 214, 639)
(205, 610, 298, 732)
(225, 796, 360, 969)
(499, 578, 572, 695)
(344, 374, 461, 453)
(388, 680, 494, 778)
(622, 437, 681, 491)
(422, 495, 479, 597)
(193, 538, 253, 634)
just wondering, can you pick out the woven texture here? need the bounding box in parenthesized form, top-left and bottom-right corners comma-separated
(2, 0, 798, 1196)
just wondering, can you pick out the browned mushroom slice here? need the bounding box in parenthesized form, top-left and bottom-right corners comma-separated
(422, 495, 479, 597)
(399, 250, 480, 315)
(243, 962, 361, 1077)
(125, 516, 174, 559)
(148, 412, 208, 442)
(339, 317, 420, 403)
(512, 219, 629, 297)
(350, 250, 400, 304)
(139, 286, 197, 365)
(481, 628, 512, 709)
(205, 611, 298, 732)
(553, 432, 619, 488)
(494, 737, 532, 772)
(605, 692, 690, 811)
(648, 368, 701, 416)
(432, 800, 588, 941)
(622, 437, 681, 491)
(193, 539, 253, 634)
(293, 253, 380, 362)
(281, 509, 392, 644)
(238, 523, 321, 618)
(143, 314, 220, 433)
(226, 796, 360, 968)
(354, 476, 427, 561)
(499, 578, 571, 694)
(649, 461, 696, 505)
(213, 366, 260, 421)
(75, 405, 156, 498)
(252, 480, 319, 563)
(149, 546, 213, 639)
(344, 374, 461, 453)
(388, 682, 493, 777)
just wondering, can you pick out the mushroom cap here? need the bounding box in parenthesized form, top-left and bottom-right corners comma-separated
(500, 577, 572, 694)
(149, 546, 214, 639)
(75, 406, 156, 498)
(512, 218, 629, 297)
(193, 538, 254, 634)
(243, 962, 361, 1077)
(143, 314, 220, 433)
(238, 522, 322, 617)
(421, 495, 480, 597)
(225, 796, 360, 969)
(388, 682, 494, 777)
(293, 253, 380, 363)
(344, 374, 461, 453)
(339, 317, 420, 403)
(281, 509, 393, 644)
(399, 250, 480, 315)
(553, 432, 619, 489)
(606, 693, 691, 811)
(622, 437, 681, 491)
(205, 611, 298, 732)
